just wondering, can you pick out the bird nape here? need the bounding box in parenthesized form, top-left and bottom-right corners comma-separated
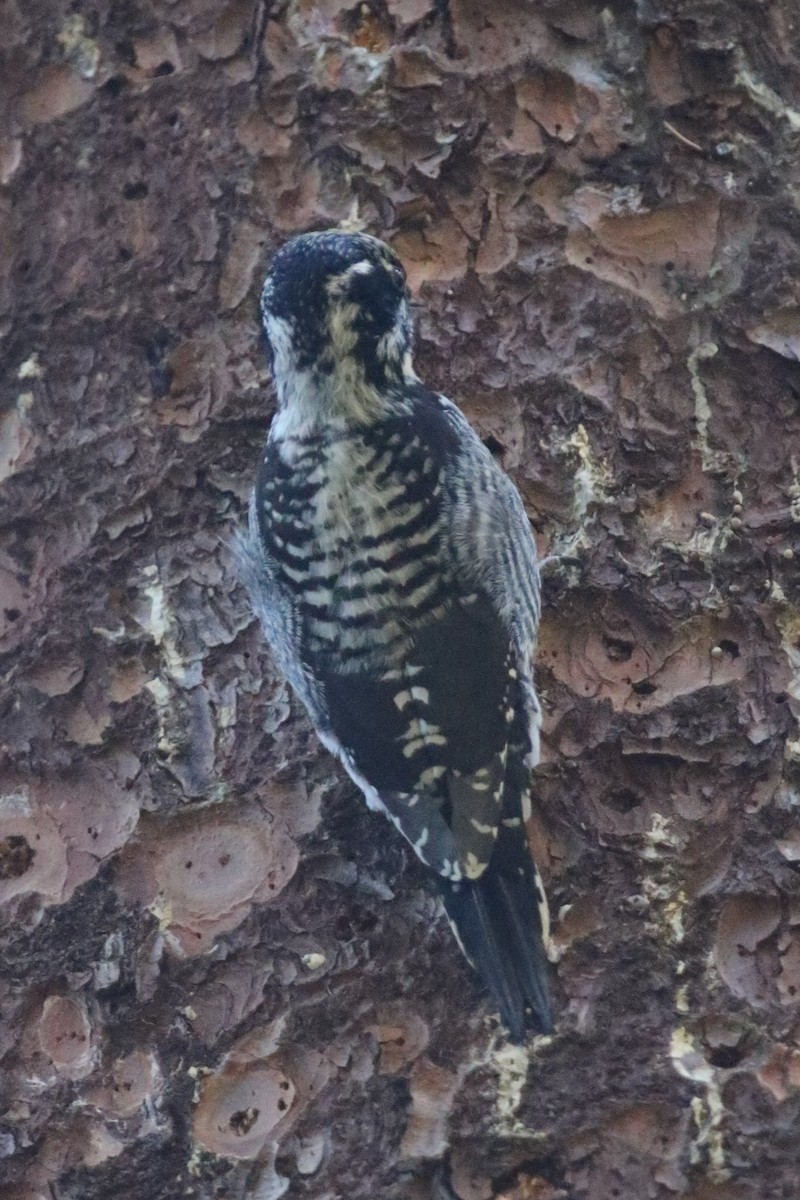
(235, 228, 552, 1041)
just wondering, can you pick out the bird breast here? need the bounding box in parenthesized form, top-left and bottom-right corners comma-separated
(266, 427, 448, 666)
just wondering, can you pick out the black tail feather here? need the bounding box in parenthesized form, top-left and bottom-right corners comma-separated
(442, 868, 552, 1042)
(495, 874, 552, 1034)
(460, 876, 526, 1037)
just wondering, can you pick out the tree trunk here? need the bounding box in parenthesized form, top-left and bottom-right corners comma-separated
(2, 1, 800, 1197)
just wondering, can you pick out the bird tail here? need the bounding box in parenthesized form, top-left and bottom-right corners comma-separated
(441, 858, 552, 1043)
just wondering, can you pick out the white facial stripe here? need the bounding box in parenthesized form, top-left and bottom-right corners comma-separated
(327, 259, 375, 295)
(264, 313, 294, 374)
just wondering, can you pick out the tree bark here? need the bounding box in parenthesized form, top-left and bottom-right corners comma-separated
(2, 1, 800, 1197)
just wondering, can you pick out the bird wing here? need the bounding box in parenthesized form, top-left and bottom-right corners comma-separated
(318, 589, 518, 882)
(232, 494, 328, 728)
(315, 393, 543, 885)
(435, 395, 541, 660)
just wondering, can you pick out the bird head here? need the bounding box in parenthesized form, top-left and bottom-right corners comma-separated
(260, 230, 416, 424)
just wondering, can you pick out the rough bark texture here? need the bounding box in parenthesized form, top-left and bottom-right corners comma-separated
(2, 1, 800, 1197)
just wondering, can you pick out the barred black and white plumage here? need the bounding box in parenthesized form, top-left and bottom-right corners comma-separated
(235, 230, 552, 1040)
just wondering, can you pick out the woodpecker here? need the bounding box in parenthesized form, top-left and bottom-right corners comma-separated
(235, 230, 551, 1040)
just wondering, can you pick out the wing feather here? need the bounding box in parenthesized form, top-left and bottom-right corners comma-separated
(437, 396, 541, 660)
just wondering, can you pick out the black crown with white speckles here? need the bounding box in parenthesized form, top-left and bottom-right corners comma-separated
(260, 230, 413, 387)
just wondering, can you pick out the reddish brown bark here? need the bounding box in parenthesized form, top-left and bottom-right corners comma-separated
(2, 0, 800, 1196)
